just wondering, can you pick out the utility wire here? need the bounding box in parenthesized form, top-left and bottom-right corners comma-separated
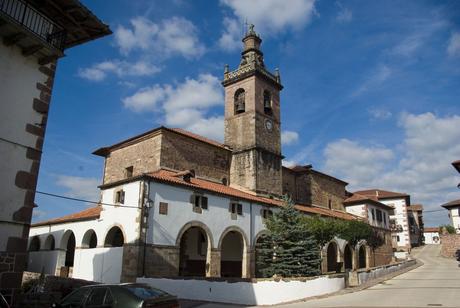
(35, 190, 141, 209)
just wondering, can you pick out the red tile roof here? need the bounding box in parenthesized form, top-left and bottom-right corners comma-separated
(354, 189, 409, 199)
(32, 206, 102, 227)
(344, 193, 394, 211)
(283, 165, 348, 185)
(407, 204, 423, 211)
(147, 169, 359, 220)
(441, 199, 460, 209)
(424, 227, 439, 233)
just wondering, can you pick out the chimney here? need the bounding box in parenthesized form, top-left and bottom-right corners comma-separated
(183, 169, 195, 182)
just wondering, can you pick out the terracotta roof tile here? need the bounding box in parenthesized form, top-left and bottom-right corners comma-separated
(344, 193, 394, 211)
(407, 204, 423, 211)
(147, 169, 359, 220)
(32, 206, 101, 227)
(168, 128, 227, 149)
(424, 227, 439, 233)
(354, 189, 409, 199)
(441, 199, 460, 209)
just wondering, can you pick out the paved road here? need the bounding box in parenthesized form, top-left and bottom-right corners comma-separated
(281, 244, 460, 308)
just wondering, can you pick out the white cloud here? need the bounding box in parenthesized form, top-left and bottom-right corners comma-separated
(282, 159, 297, 167)
(281, 130, 299, 145)
(56, 175, 100, 202)
(447, 32, 460, 57)
(32, 209, 47, 220)
(352, 64, 392, 97)
(323, 113, 460, 220)
(219, 0, 316, 49)
(336, 2, 352, 23)
(78, 60, 160, 81)
(123, 74, 225, 141)
(368, 108, 392, 120)
(114, 16, 205, 58)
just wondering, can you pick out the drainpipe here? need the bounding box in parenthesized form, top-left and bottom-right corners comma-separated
(142, 180, 153, 277)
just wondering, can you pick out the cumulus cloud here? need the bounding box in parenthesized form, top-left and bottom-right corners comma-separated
(219, 0, 316, 50)
(335, 2, 352, 23)
(323, 113, 460, 217)
(114, 16, 205, 58)
(32, 209, 47, 220)
(281, 130, 299, 145)
(56, 175, 101, 201)
(78, 60, 161, 81)
(123, 74, 225, 141)
(447, 32, 460, 57)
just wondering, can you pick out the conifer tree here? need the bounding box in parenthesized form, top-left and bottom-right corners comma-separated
(256, 196, 321, 277)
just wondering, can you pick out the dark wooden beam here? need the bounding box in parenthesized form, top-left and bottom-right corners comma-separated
(38, 55, 59, 65)
(22, 45, 43, 56)
(3, 33, 27, 46)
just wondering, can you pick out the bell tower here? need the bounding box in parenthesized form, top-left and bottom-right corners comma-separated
(222, 25, 283, 197)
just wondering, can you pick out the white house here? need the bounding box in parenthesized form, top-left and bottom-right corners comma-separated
(343, 193, 394, 230)
(0, 0, 110, 303)
(423, 227, 440, 244)
(441, 200, 460, 234)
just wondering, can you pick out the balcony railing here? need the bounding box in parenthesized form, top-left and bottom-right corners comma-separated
(0, 0, 66, 51)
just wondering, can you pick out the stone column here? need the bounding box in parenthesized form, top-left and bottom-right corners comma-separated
(243, 249, 254, 278)
(207, 248, 221, 277)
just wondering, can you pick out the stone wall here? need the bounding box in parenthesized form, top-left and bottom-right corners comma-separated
(160, 130, 231, 182)
(369, 231, 393, 267)
(143, 245, 180, 277)
(440, 234, 460, 258)
(103, 133, 162, 184)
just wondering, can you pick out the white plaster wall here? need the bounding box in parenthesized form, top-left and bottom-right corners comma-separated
(0, 43, 49, 250)
(28, 250, 60, 274)
(149, 182, 272, 248)
(423, 232, 440, 244)
(73, 247, 123, 283)
(448, 207, 460, 233)
(366, 204, 390, 229)
(380, 198, 410, 247)
(138, 276, 345, 306)
(345, 204, 364, 217)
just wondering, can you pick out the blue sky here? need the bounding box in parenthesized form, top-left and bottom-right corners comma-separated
(34, 0, 460, 227)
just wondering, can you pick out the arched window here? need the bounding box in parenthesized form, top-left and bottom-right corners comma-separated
(234, 88, 245, 114)
(263, 90, 272, 115)
(104, 226, 124, 247)
(29, 236, 40, 251)
(82, 230, 98, 248)
(44, 235, 55, 250)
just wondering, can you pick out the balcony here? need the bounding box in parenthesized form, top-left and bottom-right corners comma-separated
(0, 0, 66, 62)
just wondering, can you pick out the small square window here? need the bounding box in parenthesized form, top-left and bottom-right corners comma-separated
(159, 202, 168, 215)
(125, 166, 133, 178)
(191, 194, 208, 213)
(229, 202, 243, 215)
(115, 190, 125, 204)
(262, 209, 273, 219)
(371, 208, 375, 220)
(376, 209, 383, 222)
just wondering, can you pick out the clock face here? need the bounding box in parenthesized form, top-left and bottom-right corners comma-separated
(265, 119, 273, 131)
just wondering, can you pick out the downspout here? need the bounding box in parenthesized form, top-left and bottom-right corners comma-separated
(142, 179, 153, 277)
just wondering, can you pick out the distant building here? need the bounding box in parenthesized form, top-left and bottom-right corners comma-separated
(27, 26, 393, 284)
(407, 204, 424, 247)
(354, 189, 412, 251)
(441, 200, 460, 233)
(0, 0, 110, 304)
(423, 227, 440, 245)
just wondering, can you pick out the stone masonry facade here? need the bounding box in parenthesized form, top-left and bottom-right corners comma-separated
(440, 234, 460, 258)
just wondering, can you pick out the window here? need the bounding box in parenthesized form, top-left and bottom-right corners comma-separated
(115, 189, 125, 204)
(229, 202, 243, 215)
(457, 208, 460, 216)
(397, 235, 400, 242)
(61, 288, 91, 307)
(263, 90, 272, 115)
(371, 208, 375, 220)
(383, 212, 387, 225)
(376, 209, 383, 222)
(261, 209, 273, 219)
(234, 88, 245, 114)
(159, 202, 168, 215)
(409, 216, 415, 226)
(328, 199, 332, 209)
(125, 166, 133, 178)
(191, 194, 208, 213)
(85, 288, 108, 307)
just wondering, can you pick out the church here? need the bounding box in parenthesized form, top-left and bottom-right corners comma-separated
(27, 26, 393, 283)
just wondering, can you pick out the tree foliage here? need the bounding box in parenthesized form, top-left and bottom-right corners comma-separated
(439, 224, 456, 234)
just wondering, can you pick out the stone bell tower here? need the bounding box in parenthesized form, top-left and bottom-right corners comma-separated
(222, 25, 283, 197)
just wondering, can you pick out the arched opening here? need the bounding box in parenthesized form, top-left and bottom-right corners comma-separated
(326, 242, 338, 272)
(344, 244, 353, 270)
(29, 236, 40, 251)
(221, 231, 243, 277)
(179, 226, 209, 277)
(44, 235, 55, 250)
(234, 88, 245, 114)
(65, 233, 75, 267)
(263, 90, 272, 115)
(254, 233, 270, 278)
(358, 245, 367, 269)
(104, 226, 124, 247)
(82, 229, 98, 248)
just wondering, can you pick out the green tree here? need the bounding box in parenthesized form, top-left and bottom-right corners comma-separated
(256, 197, 321, 278)
(439, 224, 456, 234)
(301, 216, 341, 248)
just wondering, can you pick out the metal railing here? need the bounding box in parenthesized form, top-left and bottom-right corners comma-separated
(0, 0, 66, 51)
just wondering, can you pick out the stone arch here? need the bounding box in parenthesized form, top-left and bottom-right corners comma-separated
(218, 226, 248, 278)
(263, 89, 272, 114)
(104, 226, 125, 247)
(176, 221, 213, 277)
(253, 229, 270, 247)
(82, 229, 98, 248)
(60, 230, 76, 272)
(357, 242, 368, 269)
(234, 88, 245, 114)
(325, 241, 339, 273)
(29, 236, 40, 251)
(343, 243, 354, 271)
(253, 229, 271, 278)
(43, 235, 55, 250)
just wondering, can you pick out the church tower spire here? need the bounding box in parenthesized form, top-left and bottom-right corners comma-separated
(222, 25, 283, 197)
